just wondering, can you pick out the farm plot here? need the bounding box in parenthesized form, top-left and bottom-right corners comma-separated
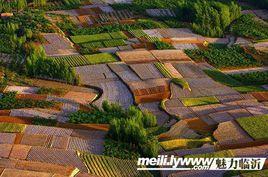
(71, 31, 128, 44)
(150, 50, 191, 62)
(146, 9, 176, 17)
(74, 64, 118, 84)
(51, 55, 89, 67)
(213, 121, 254, 147)
(160, 137, 212, 151)
(42, 33, 79, 57)
(24, 125, 73, 137)
(252, 92, 268, 102)
(77, 15, 94, 27)
(144, 28, 200, 40)
(172, 43, 198, 50)
(116, 50, 157, 64)
(78, 152, 153, 177)
(130, 63, 164, 80)
(70, 33, 112, 44)
(27, 147, 87, 172)
(108, 63, 141, 83)
(93, 80, 134, 109)
(97, 10, 135, 23)
(0, 123, 26, 133)
(180, 96, 220, 107)
(187, 44, 262, 69)
(128, 78, 171, 103)
(4, 86, 39, 94)
(85, 53, 118, 64)
(138, 102, 170, 125)
(172, 62, 208, 79)
(236, 114, 268, 140)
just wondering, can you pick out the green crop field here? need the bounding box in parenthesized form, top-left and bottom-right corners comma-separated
(85, 53, 117, 64)
(81, 42, 105, 49)
(187, 44, 262, 69)
(70, 33, 112, 44)
(160, 137, 212, 151)
(110, 31, 128, 40)
(103, 39, 126, 47)
(51, 55, 89, 67)
(233, 85, 266, 93)
(0, 123, 26, 133)
(129, 29, 147, 38)
(79, 152, 153, 177)
(181, 96, 219, 107)
(237, 115, 268, 140)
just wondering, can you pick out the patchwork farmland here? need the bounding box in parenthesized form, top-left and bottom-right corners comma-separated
(0, 0, 268, 176)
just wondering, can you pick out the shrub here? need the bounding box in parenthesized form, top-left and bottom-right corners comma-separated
(230, 14, 268, 40)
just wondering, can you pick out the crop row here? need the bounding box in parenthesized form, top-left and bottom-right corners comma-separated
(79, 152, 153, 177)
(51, 53, 117, 67)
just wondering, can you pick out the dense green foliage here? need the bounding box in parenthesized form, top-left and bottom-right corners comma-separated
(104, 139, 141, 160)
(69, 101, 159, 157)
(0, 92, 55, 110)
(26, 45, 79, 84)
(243, 0, 268, 9)
(192, 1, 240, 37)
(230, 71, 268, 86)
(230, 14, 268, 40)
(113, 0, 240, 37)
(186, 44, 262, 69)
(32, 117, 58, 126)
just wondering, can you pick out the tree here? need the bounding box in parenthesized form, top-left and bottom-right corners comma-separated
(17, 0, 27, 11)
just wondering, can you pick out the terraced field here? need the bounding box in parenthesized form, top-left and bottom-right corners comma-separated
(79, 152, 153, 177)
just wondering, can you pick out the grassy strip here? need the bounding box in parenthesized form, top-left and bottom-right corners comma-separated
(160, 137, 212, 151)
(236, 114, 268, 140)
(0, 122, 26, 133)
(171, 78, 191, 91)
(233, 85, 266, 93)
(181, 96, 219, 107)
(154, 62, 173, 78)
(204, 69, 242, 87)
